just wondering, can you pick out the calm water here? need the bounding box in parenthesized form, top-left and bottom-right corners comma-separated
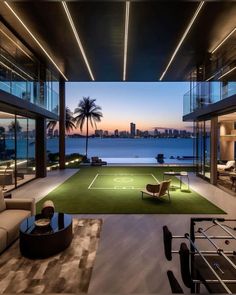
(6, 138, 193, 163)
(53, 137, 193, 161)
(5, 138, 194, 162)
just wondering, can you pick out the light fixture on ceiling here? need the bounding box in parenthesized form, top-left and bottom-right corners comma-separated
(62, 1, 95, 81)
(0, 28, 33, 61)
(159, 1, 205, 81)
(211, 27, 236, 54)
(123, 1, 130, 81)
(205, 73, 217, 82)
(4, 1, 68, 81)
(1, 54, 34, 80)
(218, 66, 236, 80)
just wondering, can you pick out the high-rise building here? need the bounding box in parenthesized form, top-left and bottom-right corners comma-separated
(54, 129, 59, 137)
(103, 130, 109, 137)
(136, 129, 142, 137)
(48, 128, 54, 138)
(130, 122, 136, 137)
(173, 129, 179, 137)
(114, 129, 119, 137)
(95, 129, 103, 137)
(154, 128, 159, 137)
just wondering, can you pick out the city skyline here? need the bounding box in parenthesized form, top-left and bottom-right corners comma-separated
(49, 124, 193, 139)
(66, 82, 190, 135)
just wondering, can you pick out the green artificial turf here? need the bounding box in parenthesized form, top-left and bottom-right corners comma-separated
(37, 166, 225, 214)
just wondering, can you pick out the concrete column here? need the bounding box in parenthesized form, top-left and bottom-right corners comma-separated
(36, 117, 47, 178)
(210, 117, 218, 185)
(59, 79, 65, 169)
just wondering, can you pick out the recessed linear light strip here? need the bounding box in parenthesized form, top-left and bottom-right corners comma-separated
(0, 28, 33, 61)
(0, 60, 27, 80)
(211, 27, 236, 54)
(205, 71, 221, 82)
(218, 66, 236, 80)
(1, 54, 34, 80)
(159, 1, 205, 81)
(123, 1, 130, 81)
(4, 1, 68, 81)
(62, 1, 94, 81)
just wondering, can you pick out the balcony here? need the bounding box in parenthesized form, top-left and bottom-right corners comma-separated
(183, 82, 236, 116)
(0, 79, 59, 115)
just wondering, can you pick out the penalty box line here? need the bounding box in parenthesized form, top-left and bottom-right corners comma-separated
(89, 187, 143, 190)
(88, 174, 99, 189)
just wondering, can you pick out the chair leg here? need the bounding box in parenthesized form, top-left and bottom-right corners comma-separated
(168, 190, 171, 202)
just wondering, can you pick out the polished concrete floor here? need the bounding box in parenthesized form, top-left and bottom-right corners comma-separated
(9, 169, 236, 294)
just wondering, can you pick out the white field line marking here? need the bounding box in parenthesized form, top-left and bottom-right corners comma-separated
(88, 173, 157, 190)
(96, 173, 154, 176)
(88, 174, 99, 189)
(89, 187, 143, 190)
(151, 174, 160, 183)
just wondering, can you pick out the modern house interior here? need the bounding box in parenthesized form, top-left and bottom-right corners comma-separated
(0, 1, 236, 294)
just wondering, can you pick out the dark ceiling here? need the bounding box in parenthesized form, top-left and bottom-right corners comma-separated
(0, 1, 236, 82)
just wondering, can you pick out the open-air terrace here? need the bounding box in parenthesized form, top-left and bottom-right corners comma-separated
(0, 0, 236, 294)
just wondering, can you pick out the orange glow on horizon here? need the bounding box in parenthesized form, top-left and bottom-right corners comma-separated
(67, 122, 192, 135)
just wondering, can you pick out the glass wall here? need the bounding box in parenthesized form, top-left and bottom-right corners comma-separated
(183, 81, 236, 116)
(196, 120, 211, 180)
(0, 21, 59, 115)
(0, 111, 36, 191)
(46, 119, 59, 170)
(217, 113, 236, 192)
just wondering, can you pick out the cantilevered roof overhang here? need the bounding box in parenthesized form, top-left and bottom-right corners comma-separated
(0, 1, 236, 82)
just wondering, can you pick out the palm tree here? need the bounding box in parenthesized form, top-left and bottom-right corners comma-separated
(8, 120, 22, 133)
(74, 97, 103, 157)
(47, 107, 76, 133)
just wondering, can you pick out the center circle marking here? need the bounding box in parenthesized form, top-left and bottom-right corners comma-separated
(113, 177, 133, 183)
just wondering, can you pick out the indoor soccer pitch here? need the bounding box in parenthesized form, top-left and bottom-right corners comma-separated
(88, 173, 159, 189)
(37, 166, 225, 214)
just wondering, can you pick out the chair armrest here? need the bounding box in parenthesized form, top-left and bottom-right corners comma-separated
(5, 198, 35, 216)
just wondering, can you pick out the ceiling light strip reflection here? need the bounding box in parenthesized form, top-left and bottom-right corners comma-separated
(159, 1, 205, 81)
(211, 27, 236, 54)
(123, 1, 130, 81)
(62, 1, 95, 81)
(0, 28, 33, 61)
(1, 54, 34, 80)
(218, 66, 236, 80)
(4, 2, 68, 81)
(0, 60, 27, 80)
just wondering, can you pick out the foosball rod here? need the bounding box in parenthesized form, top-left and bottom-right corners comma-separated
(185, 233, 232, 294)
(172, 235, 235, 240)
(198, 228, 236, 272)
(213, 219, 236, 240)
(172, 250, 235, 254)
(193, 279, 236, 284)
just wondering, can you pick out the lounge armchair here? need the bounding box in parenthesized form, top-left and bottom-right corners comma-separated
(217, 160, 235, 171)
(141, 180, 171, 202)
(91, 157, 107, 166)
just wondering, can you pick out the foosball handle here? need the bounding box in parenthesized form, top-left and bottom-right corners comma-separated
(163, 225, 172, 261)
(179, 242, 194, 289)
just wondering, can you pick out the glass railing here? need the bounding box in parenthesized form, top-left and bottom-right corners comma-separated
(183, 81, 236, 116)
(0, 78, 59, 115)
(0, 47, 59, 115)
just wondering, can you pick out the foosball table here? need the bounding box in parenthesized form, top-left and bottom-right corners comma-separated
(163, 218, 236, 294)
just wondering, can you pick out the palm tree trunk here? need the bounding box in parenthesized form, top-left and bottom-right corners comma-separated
(85, 117, 89, 158)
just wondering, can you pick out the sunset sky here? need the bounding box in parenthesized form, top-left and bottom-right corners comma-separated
(66, 82, 191, 135)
